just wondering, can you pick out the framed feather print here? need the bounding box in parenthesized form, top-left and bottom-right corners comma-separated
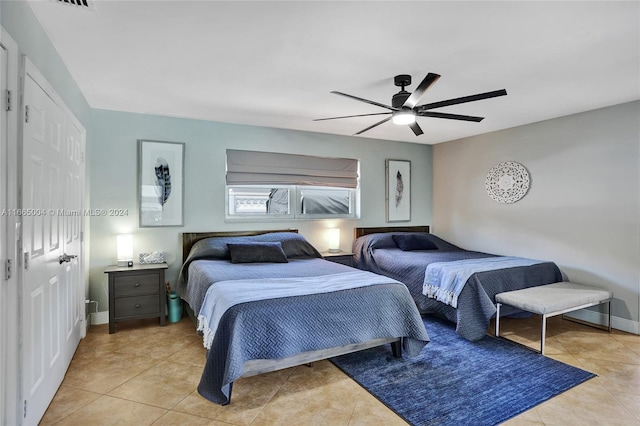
(138, 139, 185, 227)
(385, 159, 411, 222)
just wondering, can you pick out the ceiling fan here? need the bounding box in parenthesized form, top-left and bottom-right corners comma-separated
(314, 73, 507, 136)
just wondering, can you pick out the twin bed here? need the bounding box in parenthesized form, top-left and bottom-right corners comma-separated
(177, 227, 562, 405)
(353, 226, 563, 341)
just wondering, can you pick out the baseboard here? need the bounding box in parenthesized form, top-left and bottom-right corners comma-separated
(84, 313, 90, 336)
(90, 311, 109, 325)
(564, 310, 639, 335)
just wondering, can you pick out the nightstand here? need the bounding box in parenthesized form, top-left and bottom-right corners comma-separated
(105, 263, 168, 333)
(321, 252, 354, 267)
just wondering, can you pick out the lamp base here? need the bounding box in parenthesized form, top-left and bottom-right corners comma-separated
(117, 259, 133, 267)
(328, 248, 341, 254)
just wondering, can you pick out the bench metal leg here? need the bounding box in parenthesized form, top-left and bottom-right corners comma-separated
(495, 303, 502, 337)
(541, 314, 548, 355)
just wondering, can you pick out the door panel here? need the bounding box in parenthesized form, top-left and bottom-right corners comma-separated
(27, 285, 44, 396)
(47, 164, 61, 252)
(48, 275, 61, 367)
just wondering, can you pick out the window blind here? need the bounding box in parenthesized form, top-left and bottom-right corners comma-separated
(226, 149, 359, 188)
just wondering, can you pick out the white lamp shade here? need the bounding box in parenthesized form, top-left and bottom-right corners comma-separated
(116, 234, 133, 266)
(327, 228, 341, 253)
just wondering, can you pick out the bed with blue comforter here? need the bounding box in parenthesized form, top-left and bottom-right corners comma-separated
(176, 231, 429, 405)
(353, 228, 563, 342)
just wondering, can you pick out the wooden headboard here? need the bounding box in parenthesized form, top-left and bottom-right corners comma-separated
(353, 225, 430, 240)
(182, 229, 298, 263)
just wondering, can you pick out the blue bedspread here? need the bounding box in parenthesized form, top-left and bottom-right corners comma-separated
(198, 270, 405, 350)
(353, 233, 562, 341)
(424, 256, 545, 308)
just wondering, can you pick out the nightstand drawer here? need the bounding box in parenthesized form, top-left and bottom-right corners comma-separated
(114, 295, 160, 317)
(113, 273, 160, 297)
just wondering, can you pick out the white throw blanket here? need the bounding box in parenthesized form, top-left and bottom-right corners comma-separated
(198, 270, 400, 350)
(423, 256, 544, 308)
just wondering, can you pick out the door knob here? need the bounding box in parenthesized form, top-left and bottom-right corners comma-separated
(58, 253, 78, 264)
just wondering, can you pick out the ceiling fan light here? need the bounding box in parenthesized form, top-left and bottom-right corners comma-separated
(392, 111, 416, 125)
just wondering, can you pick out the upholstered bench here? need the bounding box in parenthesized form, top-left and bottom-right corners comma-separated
(495, 282, 612, 354)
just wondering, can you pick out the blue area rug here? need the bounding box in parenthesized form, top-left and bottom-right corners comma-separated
(330, 316, 595, 426)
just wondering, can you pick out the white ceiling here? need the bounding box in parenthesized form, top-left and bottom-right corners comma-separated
(27, 0, 640, 144)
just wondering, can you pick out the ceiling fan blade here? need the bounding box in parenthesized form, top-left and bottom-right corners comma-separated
(408, 121, 424, 136)
(403, 73, 441, 109)
(313, 112, 392, 122)
(354, 116, 392, 135)
(331, 91, 398, 111)
(417, 111, 485, 122)
(417, 89, 507, 111)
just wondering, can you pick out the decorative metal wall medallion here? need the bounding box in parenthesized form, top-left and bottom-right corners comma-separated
(485, 161, 530, 203)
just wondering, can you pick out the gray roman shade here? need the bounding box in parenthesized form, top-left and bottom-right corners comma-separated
(226, 149, 359, 188)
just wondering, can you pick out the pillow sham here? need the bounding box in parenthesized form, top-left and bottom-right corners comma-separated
(392, 234, 438, 251)
(227, 241, 289, 264)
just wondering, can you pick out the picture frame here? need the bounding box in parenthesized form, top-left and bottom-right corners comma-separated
(386, 159, 411, 222)
(138, 139, 185, 227)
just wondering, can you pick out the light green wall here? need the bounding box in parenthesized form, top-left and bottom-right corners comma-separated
(433, 101, 640, 331)
(89, 109, 433, 311)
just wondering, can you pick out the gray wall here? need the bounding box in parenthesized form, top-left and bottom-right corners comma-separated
(433, 101, 640, 331)
(88, 109, 433, 312)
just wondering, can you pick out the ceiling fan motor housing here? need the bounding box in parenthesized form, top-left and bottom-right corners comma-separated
(392, 91, 411, 109)
(392, 74, 412, 108)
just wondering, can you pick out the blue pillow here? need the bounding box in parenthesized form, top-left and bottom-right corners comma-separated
(227, 241, 289, 263)
(392, 234, 438, 251)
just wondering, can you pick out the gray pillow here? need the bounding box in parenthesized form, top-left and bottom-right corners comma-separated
(392, 234, 438, 251)
(227, 242, 289, 264)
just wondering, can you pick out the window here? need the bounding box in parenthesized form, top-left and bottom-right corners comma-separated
(299, 187, 353, 217)
(227, 186, 292, 218)
(225, 150, 359, 220)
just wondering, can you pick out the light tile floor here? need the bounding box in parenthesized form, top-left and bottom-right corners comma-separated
(41, 314, 640, 425)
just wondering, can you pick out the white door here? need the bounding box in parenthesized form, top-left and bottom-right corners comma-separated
(21, 59, 84, 426)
